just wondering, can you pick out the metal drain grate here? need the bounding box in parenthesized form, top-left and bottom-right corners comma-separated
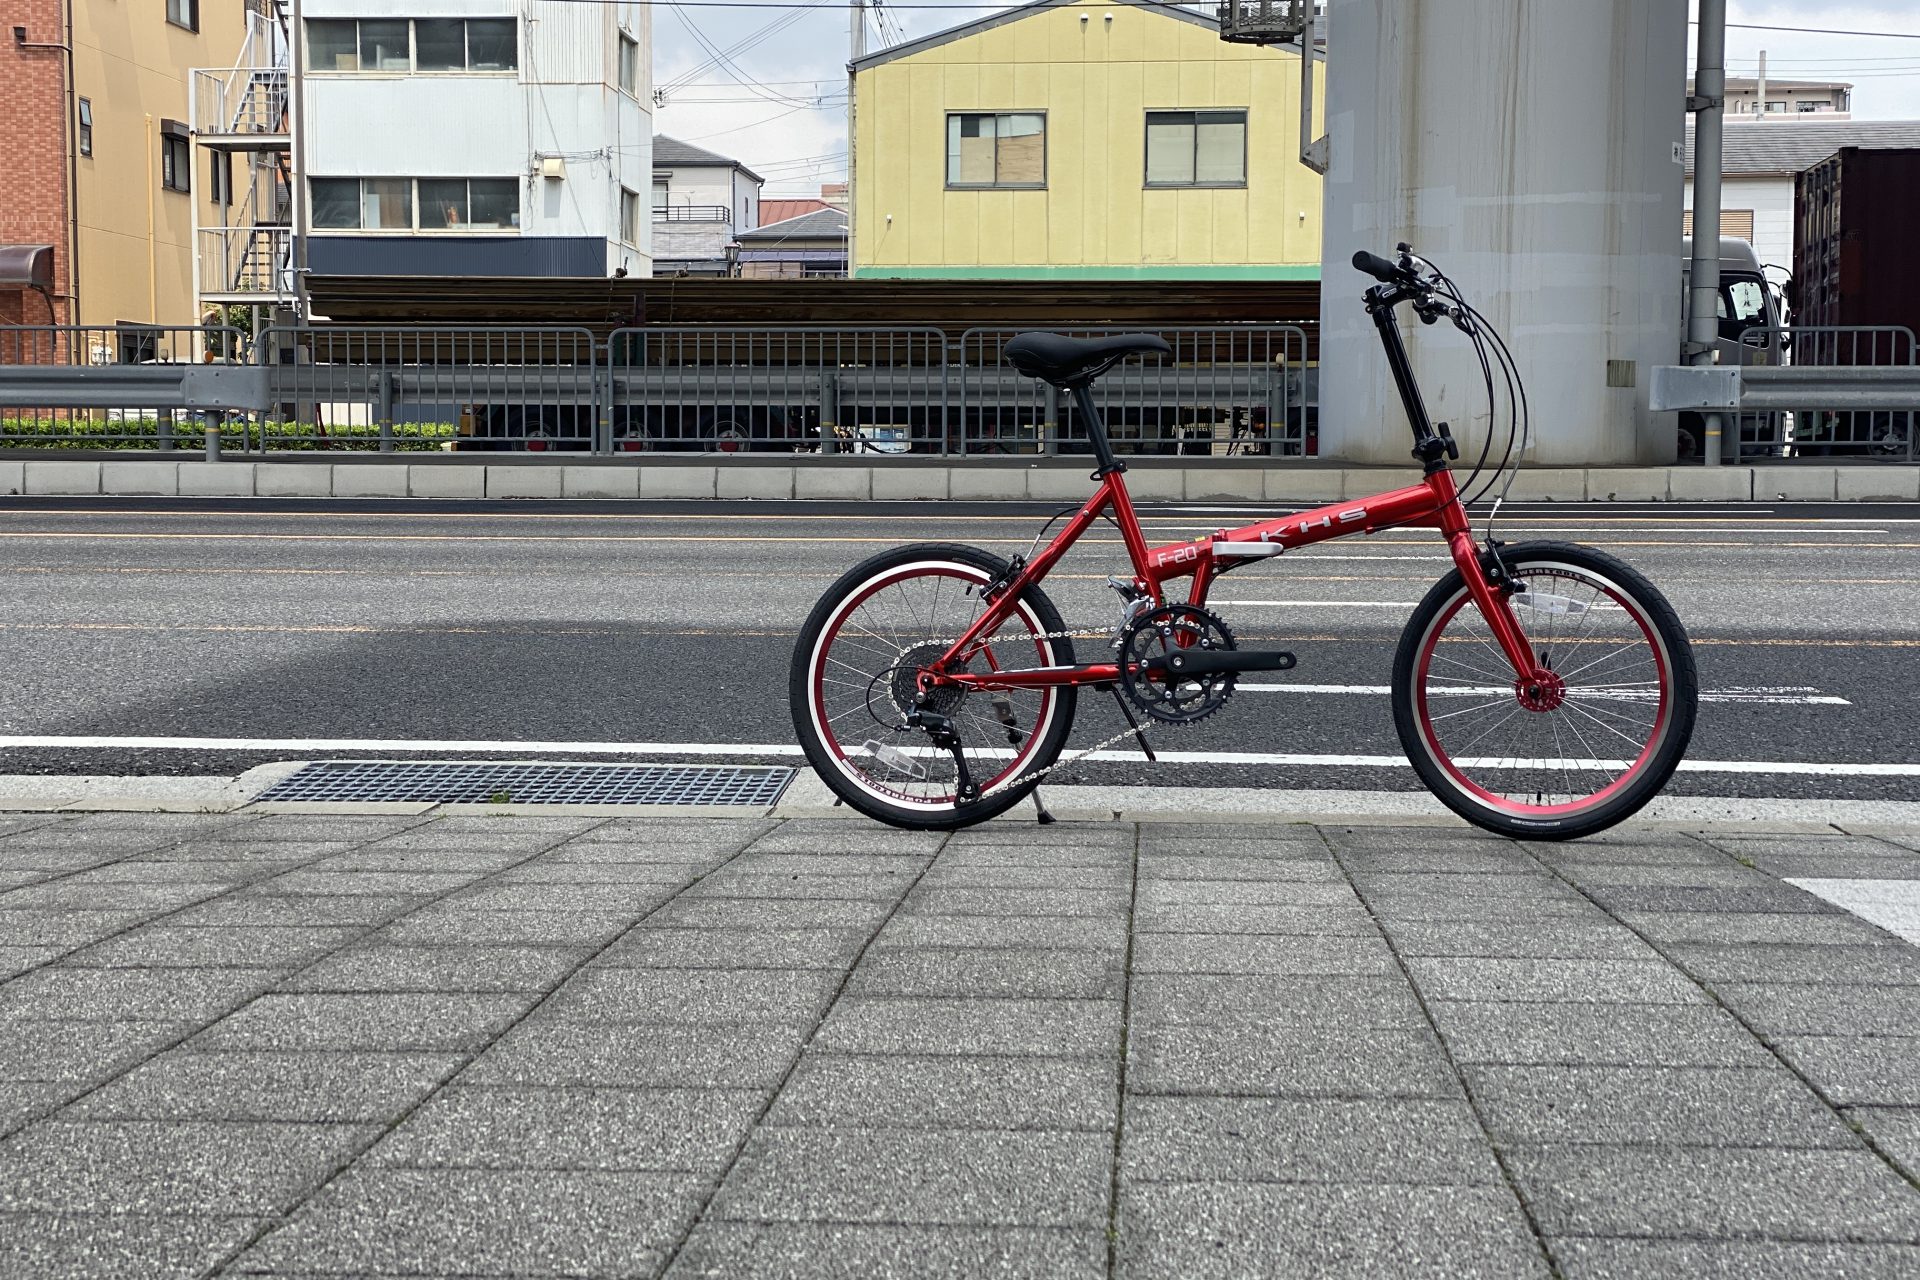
(255, 760, 795, 807)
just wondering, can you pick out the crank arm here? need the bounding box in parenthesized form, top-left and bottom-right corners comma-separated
(1145, 649, 1297, 678)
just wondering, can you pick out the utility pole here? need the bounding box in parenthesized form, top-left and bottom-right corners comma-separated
(847, 0, 864, 275)
(1686, 0, 1727, 465)
(1755, 49, 1766, 122)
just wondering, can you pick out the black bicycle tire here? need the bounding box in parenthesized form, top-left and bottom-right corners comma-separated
(1391, 541, 1698, 840)
(789, 542, 1079, 830)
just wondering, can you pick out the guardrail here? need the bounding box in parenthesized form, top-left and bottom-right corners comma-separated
(1654, 325, 1917, 463)
(0, 325, 251, 450)
(0, 322, 1309, 458)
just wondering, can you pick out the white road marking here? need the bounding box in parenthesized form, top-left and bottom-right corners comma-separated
(1236, 683, 1852, 706)
(3, 735, 1912, 776)
(1785, 878, 1920, 946)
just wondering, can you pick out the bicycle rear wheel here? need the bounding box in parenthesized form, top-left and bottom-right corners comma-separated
(790, 543, 1078, 830)
(1392, 541, 1697, 840)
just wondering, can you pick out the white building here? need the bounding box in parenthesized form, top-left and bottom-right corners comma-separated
(1687, 76, 1852, 121)
(1683, 120, 1920, 272)
(296, 2, 652, 284)
(650, 137, 762, 276)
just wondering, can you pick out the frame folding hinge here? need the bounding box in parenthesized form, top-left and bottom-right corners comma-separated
(1686, 94, 1722, 112)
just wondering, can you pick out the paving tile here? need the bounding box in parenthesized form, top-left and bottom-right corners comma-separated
(365, 1085, 763, 1173)
(767, 1054, 1117, 1131)
(1350, 873, 1574, 902)
(1362, 896, 1608, 923)
(0, 849, 121, 872)
(233, 1168, 697, 1274)
(1547, 1238, 1920, 1279)
(0, 966, 276, 1020)
(1666, 942, 1920, 986)
(1383, 920, 1657, 959)
(934, 846, 1131, 868)
(188, 992, 535, 1052)
(450, 882, 679, 913)
(874, 914, 1128, 950)
(313, 847, 533, 873)
(1553, 864, 1776, 889)
(283, 944, 587, 993)
(1464, 1064, 1852, 1146)
(1505, 1145, 1920, 1241)
(1128, 1024, 1460, 1099)
(1616, 910, 1892, 946)
(1116, 1182, 1547, 1279)
(649, 897, 894, 930)
(69, 1051, 462, 1122)
(713, 1128, 1110, 1226)
(545, 967, 841, 1025)
(376, 907, 637, 946)
(1131, 933, 1393, 976)
(664, 1222, 1104, 1280)
(1122, 1096, 1502, 1184)
(1403, 957, 1706, 1004)
(0, 1017, 193, 1083)
(600, 926, 870, 970)
(56, 861, 265, 885)
(494, 860, 723, 884)
(682, 871, 915, 902)
(814, 997, 1120, 1058)
(918, 865, 1132, 889)
(1711, 982, 1920, 1036)
(1426, 1001, 1777, 1067)
(1136, 880, 1358, 908)
(465, 1019, 808, 1089)
(1337, 849, 1543, 875)
(0, 882, 227, 911)
(1776, 1036, 1920, 1106)
(748, 823, 944, 855)
(1136, 855, 1342, 882)
(0, 1082, 80, 1134)
(1134, 902, 1377, 935)
(251, 870, 484, 896)
(167, 895, 421, 928)
(66, 924, 365, 971)
(0, 944, 61, 978)
(0, 1120, 373, 1214)
(1129, 974, 1427, 1031)
(901, 888, 1129, 917)
(1580, 885, 1839, 914)
(0, 1212, 264, 1280)
(847, 947, 1122, 999)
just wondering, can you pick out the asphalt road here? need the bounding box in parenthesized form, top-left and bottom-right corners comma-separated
(0, 496, 1915, 802)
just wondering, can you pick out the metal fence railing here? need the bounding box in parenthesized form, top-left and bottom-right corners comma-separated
(1735, 325, 1916, 462)
(955, 325, 1309, 457)
(0, 325, 248, 449)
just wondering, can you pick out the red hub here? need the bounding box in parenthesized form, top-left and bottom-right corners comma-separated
(1514, 670, 1567, 712)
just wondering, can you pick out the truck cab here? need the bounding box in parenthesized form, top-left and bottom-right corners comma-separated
(1679, 236, 1787, 458)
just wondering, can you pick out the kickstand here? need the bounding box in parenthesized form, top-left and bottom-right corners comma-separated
(1031, 787, 1055, 825)
(1108, 687, 1157, 762)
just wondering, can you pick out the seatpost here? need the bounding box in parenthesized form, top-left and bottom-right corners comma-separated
(1069, 384, 1126, 475)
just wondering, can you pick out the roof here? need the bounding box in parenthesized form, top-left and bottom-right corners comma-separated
(735, 207, 849, 243)
(758, 198, 831, 226)
(1691, 77, 1853, 93)
(1684, 120, 1920, 177)
(652, 136, 764, 184)
(851, 0, 1319, 71)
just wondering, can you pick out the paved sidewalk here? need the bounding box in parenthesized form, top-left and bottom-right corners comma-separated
(3, 811, 1920, 1278)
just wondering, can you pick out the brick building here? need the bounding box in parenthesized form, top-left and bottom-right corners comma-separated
(1, 0, 246, 337)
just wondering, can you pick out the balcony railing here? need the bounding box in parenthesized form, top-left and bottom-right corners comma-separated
(653, 204, 733, 224)
(191, 66, 289, 139)
(197, 226, 293, 301)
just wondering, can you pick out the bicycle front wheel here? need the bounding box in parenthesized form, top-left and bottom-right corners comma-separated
(1392, 541, 1697, 840)
(790, 543, 1078, 830)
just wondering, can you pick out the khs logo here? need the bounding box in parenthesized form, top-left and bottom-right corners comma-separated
(1294, 507, 1368, 537)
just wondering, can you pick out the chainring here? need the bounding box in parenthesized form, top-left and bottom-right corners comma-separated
(1118, 604, 1237, 725)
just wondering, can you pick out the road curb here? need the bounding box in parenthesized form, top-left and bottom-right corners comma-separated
(7, 458, 1920, 503)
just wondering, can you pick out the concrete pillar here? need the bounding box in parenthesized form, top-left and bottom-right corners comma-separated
(1318, 0, 1687, 465)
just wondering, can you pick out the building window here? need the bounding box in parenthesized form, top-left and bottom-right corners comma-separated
(622, 188, 641, 245)
(652, 178, 669, 209)
(618, 34, 640, 95)
(77, 99, 92, 158)
(161, 124, 191, 194)
(945, 113, 1045, 189)
(311, 177, 521, 232)
(167, 0, 198, 32)
(307, 18, 516, 73)
(210, 151, 233, 206)
(1682, 208, 1755, 242)
(1145, 110, 1247, 187)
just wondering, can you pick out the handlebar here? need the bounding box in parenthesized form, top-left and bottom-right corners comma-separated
(1352, 250, 1411, 285)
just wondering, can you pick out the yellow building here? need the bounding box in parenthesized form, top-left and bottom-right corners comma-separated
(850, 0, 1323, 281)
(1, 0, 248, 334)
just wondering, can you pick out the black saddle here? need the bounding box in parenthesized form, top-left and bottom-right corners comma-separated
(1003, 332, 1171, 389)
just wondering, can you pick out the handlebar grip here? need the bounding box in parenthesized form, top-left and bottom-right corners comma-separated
(1352, 250, 1406, 284)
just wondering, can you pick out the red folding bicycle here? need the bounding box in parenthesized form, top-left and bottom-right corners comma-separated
(790, 247, 1698, 839)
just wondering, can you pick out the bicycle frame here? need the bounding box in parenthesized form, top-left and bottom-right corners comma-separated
(930, 280, 1547, 696)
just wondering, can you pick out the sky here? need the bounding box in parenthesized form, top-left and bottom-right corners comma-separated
(647, 0, 1920, 196)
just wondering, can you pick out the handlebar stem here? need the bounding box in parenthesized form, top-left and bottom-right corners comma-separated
(1364, 286, 1442, 457)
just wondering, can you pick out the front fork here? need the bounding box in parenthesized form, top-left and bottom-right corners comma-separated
(1447, 529, 1543, 681)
